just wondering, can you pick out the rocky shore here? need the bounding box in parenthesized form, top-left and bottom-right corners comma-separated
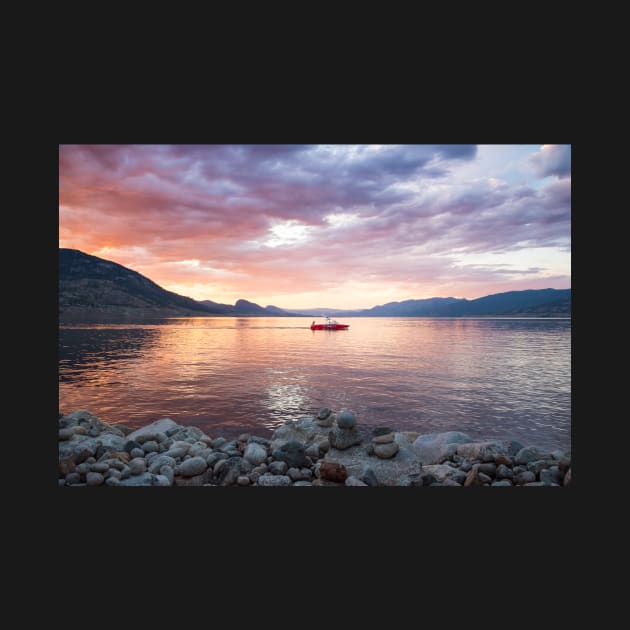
(58, 408, 571, 487)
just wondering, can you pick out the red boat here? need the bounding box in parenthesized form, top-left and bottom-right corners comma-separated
(310, 317, 349, 331)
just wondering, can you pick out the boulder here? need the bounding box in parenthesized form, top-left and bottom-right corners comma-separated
(457, 441, 507, 463)
(323, 443, 420, 487)
(514, 447, 544, 465)
(244, 442, 268, 466)
(336, 411, 357, 429)
(328, 426, 362, 450)
(271, 416, 334, 451)
(412, 431, 474, 465)
(420, 464, 466, 483)
(271, 440, 308, 468)
(126, 418, 179, 443)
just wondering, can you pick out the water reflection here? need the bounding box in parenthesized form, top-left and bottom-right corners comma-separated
(58, 317, 571, 450)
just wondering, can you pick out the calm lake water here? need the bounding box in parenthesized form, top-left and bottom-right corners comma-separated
(58, 317, 571, 451)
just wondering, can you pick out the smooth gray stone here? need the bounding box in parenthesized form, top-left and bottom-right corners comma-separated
(86, 472, 104, 486)
(178, 457, 207, 477)
(257, 474, 291, 486)
(244, 442, 268, 466)
(336, 411, 357, 429)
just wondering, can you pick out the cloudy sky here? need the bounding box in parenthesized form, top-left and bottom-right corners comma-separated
(59, 144, 571, 309)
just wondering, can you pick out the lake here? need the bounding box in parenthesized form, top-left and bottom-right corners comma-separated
(58, 317, 571, 451)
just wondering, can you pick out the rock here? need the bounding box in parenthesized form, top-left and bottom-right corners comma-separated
(163, 447, 188, 460)
(491, 480, 513, 486)
(336, 410, 357, 429)
(345, 476, 368, 486)
(287, 467, 303, 482)
(178, 457, 207, 477)
(214, 457, 251, 486)
(317, 407, 332, 420)
(248, 435, 270, 446)
(257, 474, 291, 486)
(300, 468, 313, 480)
(130, 447, 145, 459)
(563, 468, 571, 486)
(65, 472, 81, 485)
(148, 455, 177, 475)
(58, 457, 76, 476)
(478, 472, 492, 484)
(294, 481, 313, 486)
(493, 453, 514, 466)
(412, 431, 474, 465)
(515, 471, 537, 485)
(152, 474, 171, 486)
(98, 450, 130, 465)
(438, 478, 460, 486)
(120, 465, 131, 479)
(324, 440, 420, 487)
(318, 439, 331, 453)
(141, 440, 159, 454)
(359, 467, 379, 487)
(459, 460, 472, 472)
(236, 475, 249, 486)
(90, 462, 109, 473)
(374, 442, 399, 459)
(174, 472, 208, 486)
(496, 464, 514, 480)
(86, 472, 104, 486)
(524, 482, 548, 486)
(527, 460, 554, 476)
(244, 443, 268, 466)
(126, 418, 179, 443)
(105, 477, 121, 486)
(372, 426, 394, 436)
(329, 426, 362, 450)
(272, 440, 308, 468)
(464, 465, 483, 487)
(211, 437, 227, 450)
(319, 461, 348, 483)
(420, 464, 465, 483)
(305, 443, 321, 459)
(540, 467, 562, 485)
(271, 416, 334, 451)
(146, 452, 158, 466)
(316, 415, 333, 427)
(59, 428, 74, 441)
(160, 465, 174, 485)
(373, 433, 395, 445)
(456, 441, 507, 463)
(477, 463, 497, 477)
(206, 452, 227, 468)
(268, 461, 288, 475)
(514, 447, 543, 465)
(129, 458, 146, 475)
(416, 473, 437, 486)
(73, 426, 89, 435)
(237, 433, 251, 443)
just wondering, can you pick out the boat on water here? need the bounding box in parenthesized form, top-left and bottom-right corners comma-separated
(310, 317, 349, 331)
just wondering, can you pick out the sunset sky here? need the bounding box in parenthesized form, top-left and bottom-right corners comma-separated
(59, 144, 571, 309)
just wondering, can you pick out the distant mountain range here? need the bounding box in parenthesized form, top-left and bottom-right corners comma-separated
(59, 248, 571, 321)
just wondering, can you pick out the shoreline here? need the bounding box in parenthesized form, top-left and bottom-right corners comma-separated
(58, 409, 571, 487)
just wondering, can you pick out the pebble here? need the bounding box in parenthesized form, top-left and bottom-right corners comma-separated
(496, 464, 514, 479)
(105, 477, 121, 486)
(86, 472, 104, 486)
(129, 458, 146, 476)
(293, 481, 313, 486)
(318, 439, 330, 453)
(287, 467, 303, 481)
(374, 442, 399, 459)
(477, 463, 497, 477)
(359, 467, 379, 487)
(65, 472, 81, 485)
(305, 444, 321, 459)
(317, 407, 332, 420)
(178, 457, 207, 477)
(59, 428, 74, 441)
(268, 461, 288, 475)
(372, 433, 395, 444)
(257, 474, 291, 486)
(237, 476, 250, 486)
(142, 440, 159, 453)
(130, 448, 145, 459)
(491, 480, 513, 486)
(160, 465, 174, 485)
(515, 471, 536, 485)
